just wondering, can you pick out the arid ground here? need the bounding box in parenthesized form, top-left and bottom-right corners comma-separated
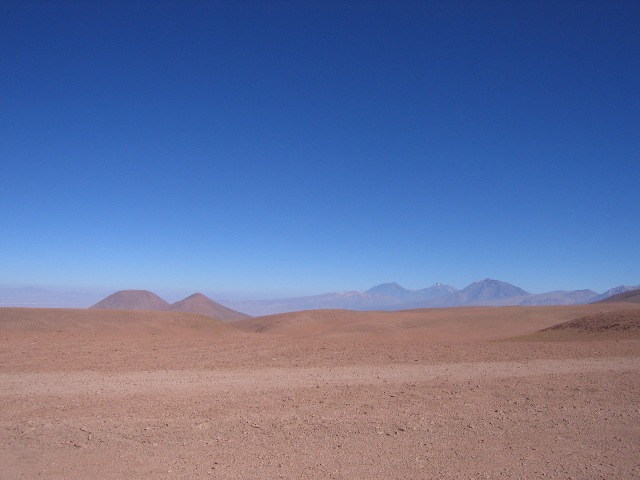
(2, 304, 640, 479)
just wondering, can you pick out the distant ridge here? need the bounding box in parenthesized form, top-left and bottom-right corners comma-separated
(593, 289, 640, 304)
(519, 289, 598, 306)
(365, 282, 458, 302)
(170, 293, 251, 321)
(448, 278, 528, 305)
(91, 290, 170, 311)
(228, 282, 458, 316)
(398, 279, 529, 309)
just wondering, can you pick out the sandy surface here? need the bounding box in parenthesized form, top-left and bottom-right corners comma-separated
(1, 305, 640, 479)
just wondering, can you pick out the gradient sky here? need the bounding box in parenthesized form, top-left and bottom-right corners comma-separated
(1, 0, 639, 299)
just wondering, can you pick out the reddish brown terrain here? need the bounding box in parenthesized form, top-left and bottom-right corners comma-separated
(2, 303, 640, 479)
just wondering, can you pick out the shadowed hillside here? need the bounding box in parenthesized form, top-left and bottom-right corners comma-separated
(593, 289, 640, 304)
(541, 310, 640, 333)
(514, 306, 640, 342)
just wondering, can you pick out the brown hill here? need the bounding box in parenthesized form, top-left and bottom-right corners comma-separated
(234, 303, 640, 342)
(90, 290, 170, 311)
(170, 293, 251, 321)
(593, 288, 640, 304)
(517, 308, 640, 342)
(541, 309, 640, 333)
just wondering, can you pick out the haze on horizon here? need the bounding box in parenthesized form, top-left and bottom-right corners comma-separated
(1, 1, 639, 299)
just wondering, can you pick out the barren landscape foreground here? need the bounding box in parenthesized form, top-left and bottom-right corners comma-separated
(2, 303, 640, 479)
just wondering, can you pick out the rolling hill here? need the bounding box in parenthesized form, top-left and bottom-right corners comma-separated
(234, 303, 640, 341)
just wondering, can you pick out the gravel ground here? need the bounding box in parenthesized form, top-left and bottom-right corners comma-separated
(1, 306, 639, 479)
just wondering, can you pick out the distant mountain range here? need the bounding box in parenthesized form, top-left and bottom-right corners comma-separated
(90, 290, 251, 321)
(1, 281, 638, 317)
(225, 280, 640, 316)
(226, 282, 459, 316)
(399, 279, 530, 309)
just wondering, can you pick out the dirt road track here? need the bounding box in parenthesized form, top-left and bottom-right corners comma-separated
(1, 356, 638, 396)
(2, 355, 640, 479)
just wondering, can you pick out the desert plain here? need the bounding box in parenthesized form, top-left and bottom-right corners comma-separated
(1, 303, 640, 479)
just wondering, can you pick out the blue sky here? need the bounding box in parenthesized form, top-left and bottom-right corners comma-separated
(1, 0, 639, 299)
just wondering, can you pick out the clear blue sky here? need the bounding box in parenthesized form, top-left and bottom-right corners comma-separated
(1, 0, 638, 298)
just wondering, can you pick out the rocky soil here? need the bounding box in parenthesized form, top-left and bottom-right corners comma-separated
(1, 305, 639, 479)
